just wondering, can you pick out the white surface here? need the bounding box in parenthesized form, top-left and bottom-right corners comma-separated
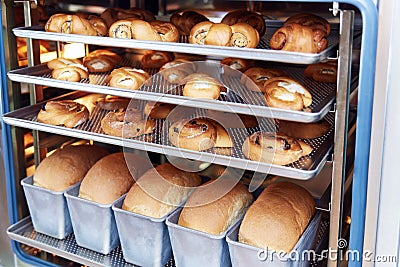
(364, 0, 400, 266)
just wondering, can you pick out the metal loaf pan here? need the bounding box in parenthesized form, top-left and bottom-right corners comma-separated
(226, 211, 322, 267)
(112, 196, 173, 267)
(166, 208, 239, 267)
(64, 185, 122, 254)
(21, 176, 78, 239)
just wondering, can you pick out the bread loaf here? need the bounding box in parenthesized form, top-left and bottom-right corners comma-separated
(122, 163, 202, 218)
(238, 181, 315, 253)
(33, 145, 109, 191)
(178, 180, 253, 235)
(79, 152, 150, 204)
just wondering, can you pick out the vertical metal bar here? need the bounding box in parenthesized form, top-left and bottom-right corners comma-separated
(328, 10, 354, 267)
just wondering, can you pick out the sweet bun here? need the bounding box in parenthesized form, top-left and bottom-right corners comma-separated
(109, 19, 180, 42)
(304, 61, 337, 83)
(170, 11, 209, 36)
(182, 73, 223, 100)
(144, 101, 175, 119)
(96, 95, 130, 110)
(78, 153, 139, 204)
(83, 49, 121, 73)
(189, 21, 259, 48)
(160, 59, 196, 84)
(106, 67, 150, 90)
(101, 7, 155, 27)
(101, 108, 155, 138)
(45, 13, 107, 36)
(48, 58, 89, 82)
(241, 67, 287, 92)
(169, 117, 233, 151)
(263, 77, 312, 111)
(33, 145, 109, 191)
(221, 10, 266, 36)
(242, 132, 313, 165)
(122, 163, 202, 218)
(285, 13, 330, 36)
(37, 100, 89, 128)
(178, 180, 254, 235)
(221, 57, 253, 72)
(278, 119, 331, 139)
(141, 50, 175, 69)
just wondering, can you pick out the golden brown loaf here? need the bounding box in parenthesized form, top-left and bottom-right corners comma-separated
(239, 181, 315, 253)
(47, 58, 89, 82)
(241, 67, 287, 93)
(221, 57, 253, 73)
(33, 145, 109, 191)
(160, 59, 196, 84)
(37, 100, 89, 128)
(182, 73, 223, 100)
(285, 13, 330, 36)
(189, 21, 259, 48)
(78, 152, 142, 204)
(170, 11, 209, 36)
(122, 163, 202, 218)
(178, 180, 254, 235)
(45, 13, 107, 36)
(221, 10, 266, 36)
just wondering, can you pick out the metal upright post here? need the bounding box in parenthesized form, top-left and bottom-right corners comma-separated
(328, 9, 354, 267)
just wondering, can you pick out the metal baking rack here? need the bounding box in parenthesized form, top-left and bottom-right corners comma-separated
(12, 22, 338, 64)
(2, 92, 335, 179)
(8, 59, 358, 123)
(7, 216, 329, 267)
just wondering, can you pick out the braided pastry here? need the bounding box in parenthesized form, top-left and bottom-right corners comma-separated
(169, 117, 233, 151)
(242, 132, 312, 165)
(141, 50, 175, 69)
(221, 10, 266, 36)
(221, 57, 253, 73)
(45, 13, 107, 36)
(106, 67, 150, 90)
(109, 19, 180, 42)
(101, 108, 155, 138)
(47, 58, 88, 82)
(189, 21, 259, 48)
(285, 13, 330, 36)
(170, 11, 209, 36)
(96, 95, 130, 110)
(83, 49, 121, 73)
(37, 100, 89, 128)
(264, 77, 312, 111)
(144, 101, 176, 119)
(100, 7, 155, 27)
(182, 73, 223, 100)
(304, 61, 337, 83)
(160, 59, 196, 84)
(241, 67, 287, 92)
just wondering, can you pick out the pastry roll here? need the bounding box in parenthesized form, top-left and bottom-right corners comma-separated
(83, 49, 121, 73)
(241, 67, 287, 92)
(242, 132, 312, 165)
(170, 11, 209, 36)
(45, 14, 107, 36)
(38, 100, 89, 128)
(141, 50, 175, 69)
(221, 10, 266, 36)
(106, 67, 150, 90)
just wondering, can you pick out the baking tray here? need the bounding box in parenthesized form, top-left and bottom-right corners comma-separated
(166, 207, 238, 267)
(6, 216, 329, 267)
(2, 93, 335, 179)
(226, 211, 322, 267)
(7, 59, 356, 122)
(21, 176, 78, 239)
(64, 185, 122, 254)
(12, 21, 338, 64)
(112, 196, 173, 267)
